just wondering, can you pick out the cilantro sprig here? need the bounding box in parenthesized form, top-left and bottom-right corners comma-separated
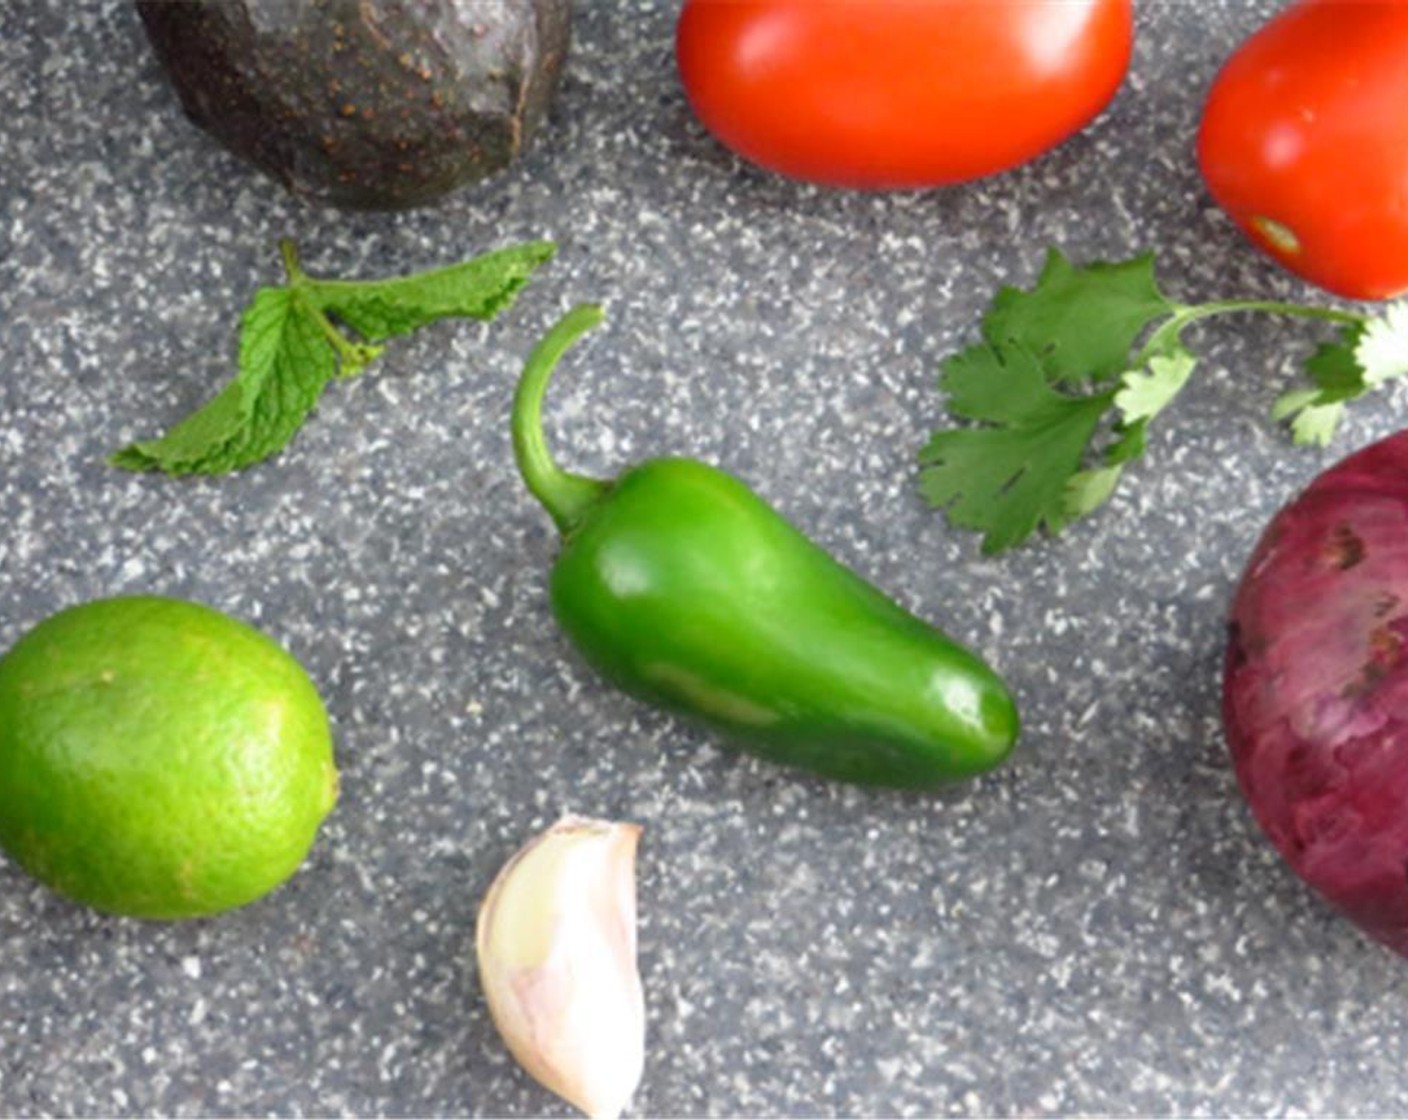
(919, 250, 1408, 554)
(112, 238, 556, 475)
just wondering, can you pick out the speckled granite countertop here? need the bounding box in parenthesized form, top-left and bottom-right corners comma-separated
(3, 2, 1407, 1116)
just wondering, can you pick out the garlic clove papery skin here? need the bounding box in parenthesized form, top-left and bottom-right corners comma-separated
(476, 816, 645, 1120)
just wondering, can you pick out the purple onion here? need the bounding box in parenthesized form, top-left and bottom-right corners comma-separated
(1225, 430, 1408, 956)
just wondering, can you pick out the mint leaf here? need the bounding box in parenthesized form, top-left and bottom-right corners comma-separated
(918, 342, 1115, 554)
(113, 239, 554, 476)
(306, 241, 557, 341)
(113, 289, 334, 474)
(983, 249, 1174, 384)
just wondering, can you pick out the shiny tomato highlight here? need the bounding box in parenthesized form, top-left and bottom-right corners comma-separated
(675, 0, 1134, 190)
(1198, 0, 1408, 301)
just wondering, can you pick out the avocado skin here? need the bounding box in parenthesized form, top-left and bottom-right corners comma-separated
(136, 0, 572, 210)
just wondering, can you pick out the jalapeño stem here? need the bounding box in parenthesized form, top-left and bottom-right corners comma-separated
(512, 304, 611, 536)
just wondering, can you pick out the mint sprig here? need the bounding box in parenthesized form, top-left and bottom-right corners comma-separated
(919, 249, 1408, 554)
(112, 239, 556, 476)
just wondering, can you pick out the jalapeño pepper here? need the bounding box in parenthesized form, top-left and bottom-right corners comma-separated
(513, 305, 1019, 788)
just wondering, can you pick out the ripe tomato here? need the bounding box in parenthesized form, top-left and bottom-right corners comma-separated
(674, 0, 1133, 190)
(1198, 0, 1408, 301)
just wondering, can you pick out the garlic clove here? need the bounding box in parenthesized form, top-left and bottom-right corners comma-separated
(476, 815, 645, 1120)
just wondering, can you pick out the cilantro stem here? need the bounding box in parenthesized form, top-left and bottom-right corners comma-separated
(1137, 300, 1367, 367)
(919, 246, 1404, 553)
(1180, 299, 1365, 325)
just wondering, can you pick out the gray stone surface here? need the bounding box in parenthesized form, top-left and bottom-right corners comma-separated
(2, 1, 1407, 1115)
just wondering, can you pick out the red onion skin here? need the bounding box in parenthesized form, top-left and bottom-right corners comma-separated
(1225, 431, 1408, 956)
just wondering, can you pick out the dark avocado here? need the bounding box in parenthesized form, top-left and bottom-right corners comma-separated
(136, 0, 572, 210)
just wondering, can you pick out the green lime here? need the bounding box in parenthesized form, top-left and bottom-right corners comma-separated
(0, 595, 338, 919)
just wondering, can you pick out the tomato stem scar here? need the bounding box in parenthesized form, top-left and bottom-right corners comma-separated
(1253, 216, 1302, 256)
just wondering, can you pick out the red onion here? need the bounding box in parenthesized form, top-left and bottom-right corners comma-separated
(1225, 430, 1408, 955)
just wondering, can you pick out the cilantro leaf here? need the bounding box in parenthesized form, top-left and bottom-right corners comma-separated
(940, 340, 1051, 424)
(1063, 464, 1123, 520)
(1114, 344, 1197, 424)
(1271, 305, 1408, 446)
(306, 241, 557, 341)
(918, 342, 1115, 554)
(1062, 415, 1153, 520)
(1305, 325, 1371, 396)
(1357, 302, 1408, 386)
(112, 289, 334, 474)
(1272, 303, 1408, 446)
(983, 249, 1174, 384)
(919, 247, 1386, 553)
(112, 239, 554, 476)
(1105, 420, 1148, 466)
(918, 252, 1188, 552)
(1272, 389, 1345, 448)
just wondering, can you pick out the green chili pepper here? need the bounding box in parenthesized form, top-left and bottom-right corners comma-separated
(513, 305, 1020, 788)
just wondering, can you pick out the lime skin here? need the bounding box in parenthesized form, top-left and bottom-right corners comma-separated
(0, 595, 338, 919)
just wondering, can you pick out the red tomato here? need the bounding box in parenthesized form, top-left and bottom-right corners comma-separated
(1198, 0, 1408, 301)
(674, 0, 1134, 190)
